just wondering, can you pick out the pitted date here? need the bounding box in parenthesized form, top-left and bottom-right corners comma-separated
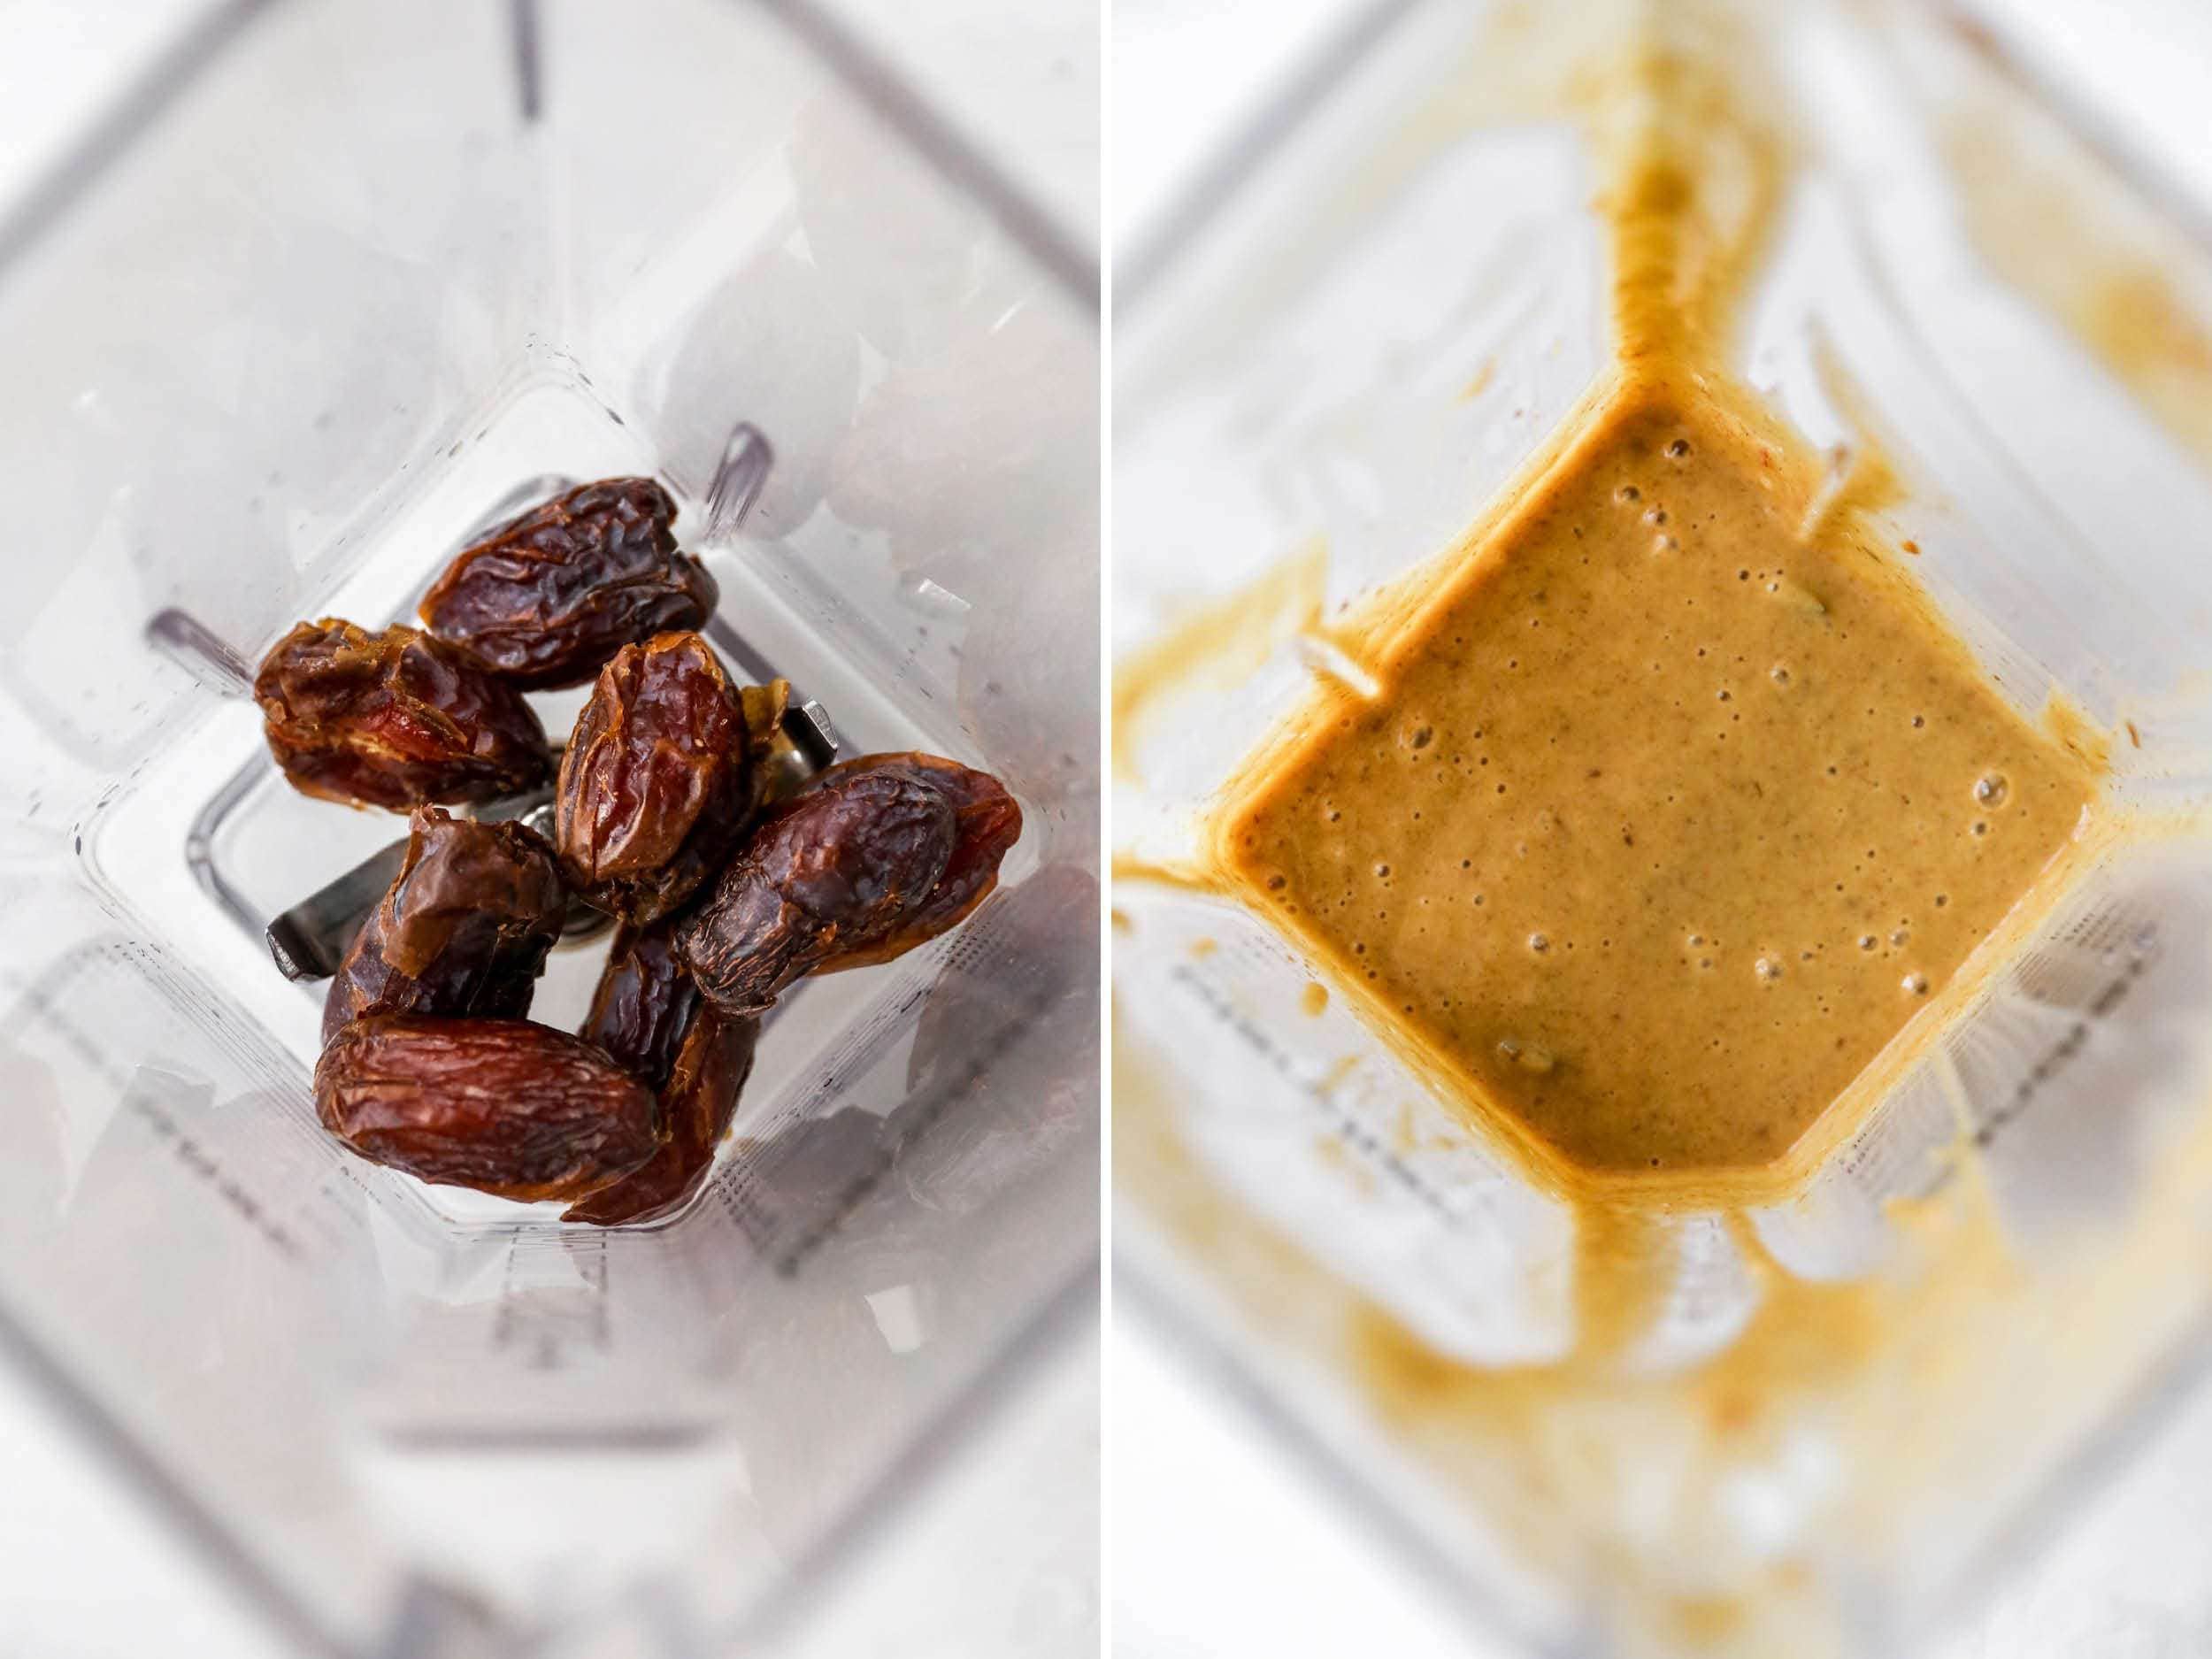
(566, 911, 756, 1225)
(419, 478, 718, 689)
(564, 1008, 757, 1226)
(255, 619, 554, 809)
(578, 918, 702, 1092)
(810, 753, 1022, 972)
(322, 809, 567, 1043)
(556, 633, 781, 925)
(676, 753, 1020, 1016)
(315, 1016, 662, 1202)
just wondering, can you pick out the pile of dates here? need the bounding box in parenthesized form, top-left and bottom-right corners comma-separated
(253, 478, 1019, 1225)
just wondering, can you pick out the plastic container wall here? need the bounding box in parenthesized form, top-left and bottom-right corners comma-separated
(1114, 1, 2212, 1653)
(0, 1, 1098, 1654)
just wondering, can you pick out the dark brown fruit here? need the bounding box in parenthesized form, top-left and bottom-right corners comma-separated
(255, 618, 554, 810)
(676, 753, 1020, 1017)
(556, 634, 782, 925)
(315, 1016, 661, 1202)
(564, 1010, 758, 1226)
(322, 808, 568, 1044)
(811, 753, 1023, 973)
(578, 918, 702, 1092)
(419, 478, 718, 689)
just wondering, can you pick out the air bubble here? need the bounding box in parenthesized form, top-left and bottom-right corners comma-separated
(1902, 972, 1929, 995)
(1618, 484, 1641, 503)
(1859, 935, 1878, 950)
(1668, 438, 1692, 457)
(1373, 862, 1391, 878)
(1891, 928, 1909, 946)
(1770, 664, 1790, 685)
(1408, 725, 1434, 749)
(1527, 933, 1550, 954)
(1971, 821, 1988, 837)
(1755, 956, 1782, 983)
(1687, 933, 1706, 948)
(1497, 1038, 1555, 1073)
(1974, 772, 2008, 807)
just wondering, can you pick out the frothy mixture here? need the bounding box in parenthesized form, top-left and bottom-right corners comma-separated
(1214, 385, 2097, 1173)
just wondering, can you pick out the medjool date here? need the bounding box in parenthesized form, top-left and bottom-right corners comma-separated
(322, 808, 567, 1043)
(255, 619, 553, 809)
(676, 753, 1019, 1016)
(555, 633, 783, 925)
(578, 918, 700, 1091)
(564, 1008, 758, 1226)
(814, 753, 1022, 972)
(315, 1016, 660, 1202)
(419, 478, 717, 688)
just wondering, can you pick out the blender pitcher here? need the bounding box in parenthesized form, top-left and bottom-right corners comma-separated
(1114, 1, 2212, 1654)
(0, 0, 1098, 1653)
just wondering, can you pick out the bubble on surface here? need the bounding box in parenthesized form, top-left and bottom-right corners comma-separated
(1497, 1038, 1555, 1073)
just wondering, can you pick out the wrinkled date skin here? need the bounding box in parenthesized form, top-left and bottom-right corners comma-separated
(315, 1016, 662, 1202)
(818, 754, 1023, 972)
(322, 809, 568, 1044)
(578, 918, 702, 1091)
(564, 1009, 758, 1226)
(556, 634, 780, 925)
(419, 478, 718, 689)
(676, 753, 1021, 1017)
(255, 619, 555, 810)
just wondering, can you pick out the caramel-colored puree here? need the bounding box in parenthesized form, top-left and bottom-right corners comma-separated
(1214, 383, 2095, 1174)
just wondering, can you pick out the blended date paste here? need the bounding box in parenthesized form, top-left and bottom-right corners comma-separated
(1212, 387, 2096, 1174)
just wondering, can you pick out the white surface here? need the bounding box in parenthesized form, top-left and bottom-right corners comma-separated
(0, 1351, 288, 1659)
(767, 1316, 1102, 1659)
(1109, 3, 2212, 1658)
(1112, 1303, 1473, 1659)
(1109, 0, 1351, 257)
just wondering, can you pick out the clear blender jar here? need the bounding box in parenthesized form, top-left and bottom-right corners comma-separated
(0, 0, 1098, 1653)
(1114, 1, 2212, 1654)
